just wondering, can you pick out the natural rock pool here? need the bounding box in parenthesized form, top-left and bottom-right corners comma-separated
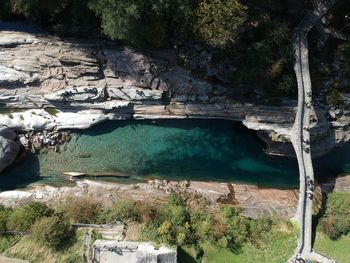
(1, 119, 350, 190)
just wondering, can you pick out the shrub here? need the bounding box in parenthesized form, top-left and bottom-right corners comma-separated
(105, 198, 137, 222)
(31, 214, 75, 250)
(88, 0, 197, 47)
(248, 217, 272, 246)
(133, 201, 159, 223)
(0, 205, 12, 233)
(141, 193, 192, 246)
(196, 0, 247, 48)
(276, 74, 296, 96)
(7, 202, 52, 232)
(190, 210, 215, 242)
(219, 205, 250, 246)
(65, 197, 101, 224)
(326, 88, 344, 107)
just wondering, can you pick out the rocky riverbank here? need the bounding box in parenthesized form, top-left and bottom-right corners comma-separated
(17, 130, 71, 153)
(0, 30, 350, 172)
(0, 175, 349, 220)
(0, 179, 299, 219)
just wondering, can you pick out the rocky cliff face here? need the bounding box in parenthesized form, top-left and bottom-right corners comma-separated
(0, 30, 349, 171)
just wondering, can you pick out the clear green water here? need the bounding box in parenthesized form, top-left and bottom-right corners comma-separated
(1, 119, 350, 191)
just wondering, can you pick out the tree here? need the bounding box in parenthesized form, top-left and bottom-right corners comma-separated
(7, 202, 52, 232)
(31, 214, 75, 250)
(88, 0, 198, 47)
(196, 0, 247, 48)
(219, 205, 250, 246)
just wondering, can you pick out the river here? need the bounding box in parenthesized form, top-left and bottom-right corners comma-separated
(1, 119, 349, 191)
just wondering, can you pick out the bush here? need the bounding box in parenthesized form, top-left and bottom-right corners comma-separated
(0, 205, 12, 233)
(7, 202, 52, 232)
(88, 0, 198, 47)
(141, 193, 192, 246)
(248, 218, 272, 246)
(65, 197, 101, 224)
(219, 205, 250, 246)
(141, 194, 272, 248)
(105, 198, 137, 222)
(326, 88, 344, 107)
(196, 0, 247, 48)
(276, 75, 296, 96)
(133, 201, 159, 223)
(31, 214, 75, 250)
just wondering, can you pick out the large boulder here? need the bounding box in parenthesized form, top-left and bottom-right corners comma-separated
(0, 127, 19, 173)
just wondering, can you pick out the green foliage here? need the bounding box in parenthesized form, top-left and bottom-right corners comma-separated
(88, 0, 198, 47)
(0, 205, 12, 233)
(142, 193, 192, 246)
(326, 87, 344, 107)
(314, 232, 350, 263)
(196, 0, 247, 48)
(276, 74, 296, 96)
(0, 234, 19, 253)
(90, 230, 103, 245)
(104, 198, 138, 222)
(215, 18, 296, 98)
(1, 197, 294, 262)
(141, 193, 272, 249)
(7, 202, 52, 232)
(219, 205, 250, 246)
(319, 192, 350, 240)
(5, 0, 98, 36)
(65, 197, 101, 224)
(248, 217, 272, 246)
(31, 213, 75, 250)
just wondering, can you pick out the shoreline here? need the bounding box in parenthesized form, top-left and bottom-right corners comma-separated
(1, 174, 349, 219)
(0, 178, 300, 219)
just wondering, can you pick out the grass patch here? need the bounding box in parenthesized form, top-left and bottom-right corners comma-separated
(3, 231, 84, 263)
(44, 107, 60, 117)
(314, 232, 350, 263)
(0, 235, 20, 253)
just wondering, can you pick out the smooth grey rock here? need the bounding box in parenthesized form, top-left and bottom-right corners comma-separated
(0, 65, 38, 85)
(0, 133, 19, 172)
(0, 127, 17, 140)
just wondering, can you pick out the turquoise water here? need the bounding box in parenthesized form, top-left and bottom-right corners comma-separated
(1, 119, 350, 190)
